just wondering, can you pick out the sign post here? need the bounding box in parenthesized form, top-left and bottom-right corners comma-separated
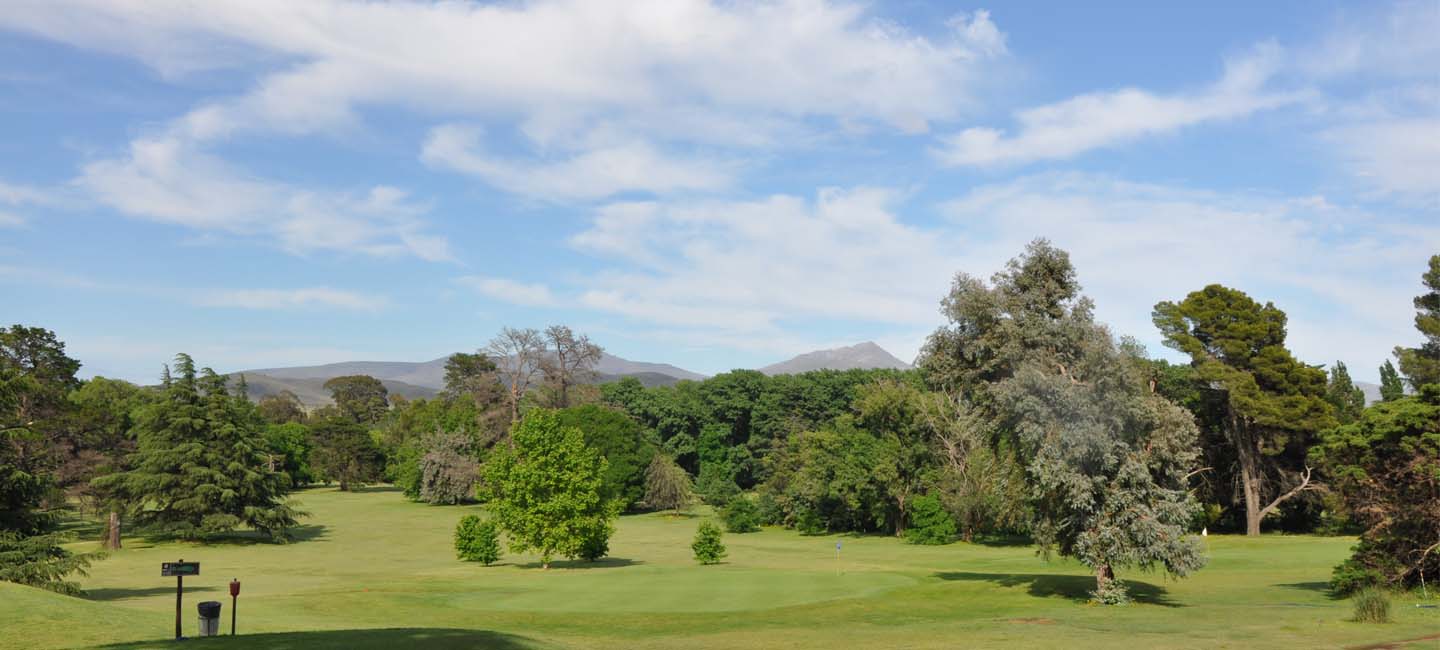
(229, 579, 240, 636)
(835, 541, 841, 576)
(161, 560, 200, 640)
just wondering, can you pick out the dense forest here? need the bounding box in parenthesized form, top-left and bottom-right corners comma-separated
(3, 241, 1436, 602)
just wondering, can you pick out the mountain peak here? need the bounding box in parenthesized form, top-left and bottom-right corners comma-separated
(758, 342, 911, 376)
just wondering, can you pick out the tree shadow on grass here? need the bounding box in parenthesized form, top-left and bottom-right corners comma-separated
(516, 557, 643, 570)
(969, 534, 1033, 548)
(135, 524, 329, 547)
(1276, 581, 1342, 600)
(90, 627, 544, 650)
(935, 571, 1182, 608)
(86, 585, 218, 601)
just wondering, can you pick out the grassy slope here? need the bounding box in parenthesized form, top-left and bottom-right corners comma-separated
(8, 486, 1436, 650)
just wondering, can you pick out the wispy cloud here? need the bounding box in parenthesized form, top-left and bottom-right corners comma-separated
(456, 275, 560, 308)
(934, 44, 1304, 167)
(193, 287, 388, 311)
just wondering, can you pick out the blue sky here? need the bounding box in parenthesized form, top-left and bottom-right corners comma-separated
(1, 0, 1436, 383)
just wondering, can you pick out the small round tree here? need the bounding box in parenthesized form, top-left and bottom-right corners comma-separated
(904, 494, 956, 545)
(454, 515, 501, 565)
(692, 521, 727, 565)
(720, 495, 760, 533)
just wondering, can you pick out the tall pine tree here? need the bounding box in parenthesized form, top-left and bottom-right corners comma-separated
(93, 354, 302, 542)
(1378, 360, 1406, 402)
(1395, 254, 1440, 389)
(1325, 362, 1367, 424)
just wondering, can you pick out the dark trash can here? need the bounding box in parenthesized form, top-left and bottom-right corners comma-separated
(197, 601, 222, 636)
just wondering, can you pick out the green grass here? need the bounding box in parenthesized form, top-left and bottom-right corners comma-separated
(5, 486, 1438, 649)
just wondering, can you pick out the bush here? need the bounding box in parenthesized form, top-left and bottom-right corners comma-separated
(692, 521, 727, 565)
(1351, 588, 1390, 623)
(695, 462, 740, 506)
(721, 496, 761, 533)
(904, 495, 956, 545)
(454, 515, 501, 566)
(1332, 555, 1388, 595)
(578, 520, 613, 562)
(756, 492, 784, 526)
(795, 508, 826, 536)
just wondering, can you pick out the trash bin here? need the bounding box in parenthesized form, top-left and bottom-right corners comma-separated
(197, 601, 222, 637)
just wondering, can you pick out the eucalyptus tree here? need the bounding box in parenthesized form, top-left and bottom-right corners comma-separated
(921, 241, 1205, 601)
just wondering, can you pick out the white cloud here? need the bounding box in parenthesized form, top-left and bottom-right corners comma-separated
(0, 1, 1006, 135)
(421, 124, 730, 200)
(0, 179, 67, 227)
(1326, 118, 1440, 200)
(464, 174, 1436, 382)
(934, 44, 1304, 167)
(0, 211, 23, 228)
(77, 135, 452, 261)
(568, 187, 962, 336)
(941, 173, 1440, 379)
(1, 1, 1009, 205)
(193, 287, 388, 311)
(457, 275, 559, 308)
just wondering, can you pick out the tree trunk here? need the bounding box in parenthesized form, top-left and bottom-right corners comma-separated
(104, 511, 122, 550)
(1094, 563, 1115, 595)
(1230, 411, 1265, 536)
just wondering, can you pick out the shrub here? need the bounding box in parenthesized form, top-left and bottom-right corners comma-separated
(1351, 588, 1390, 623)
(454, 515, 501, 566)
(795, 508, 826, 536)
(695, 462, 740, 506)
(1332, 555, 1388, 595)
(721, 496, 761, 533)
(692, 521, 727, 565)
(904, 495, 956, 545)
(756, 492, 785, 526)
(578, 519, 613, 562)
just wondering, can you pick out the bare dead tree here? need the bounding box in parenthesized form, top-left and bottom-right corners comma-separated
(483, 327, 547, 424)
(542, 325, 603, 408)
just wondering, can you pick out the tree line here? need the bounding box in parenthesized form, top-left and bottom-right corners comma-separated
(1, 243, 1435, 603)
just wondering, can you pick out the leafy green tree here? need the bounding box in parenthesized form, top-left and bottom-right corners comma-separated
(695, 460, 740, 506)
(903, 494, 955, 545)
(445, 352, 498, 395)
(484, 410, 618, 568)
(692, 521, 726, 565)
(1154, 284, 1335, 535)
(555, 404, 656, 511)
(1379, 360, 1406, 402)
(309, 417, 384, 491)
(922, 394, 1029, 541)
(454, 515, 502, 565)
(642, 453, 694, 515)
(92, 354, 301, 541)
(853, 380, 936, 535)
(256, 390, 305, 424)
(322, 375, 390, 425)
(261, 422, 313, 484)
(1326, 362, 1367, 425)
(770, 420, 891, 533)
(1395, 254, 1440, 389)
(720, 495, 760, 533)
(1311, 385, 1439, 593)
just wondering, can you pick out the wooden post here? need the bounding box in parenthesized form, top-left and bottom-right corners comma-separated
(104, 512, 121, 550)
(174, 560, 183, 640)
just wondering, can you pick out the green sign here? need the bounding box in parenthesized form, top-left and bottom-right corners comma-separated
(161, 562, 200, 577)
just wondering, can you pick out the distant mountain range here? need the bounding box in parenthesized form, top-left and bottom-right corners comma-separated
(229, 342, 911, 406)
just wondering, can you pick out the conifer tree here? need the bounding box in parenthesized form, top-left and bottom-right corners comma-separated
(1325, 361, 1367, 424)
(1378, 360, 1406, 402)
(92, 354, 301, 542)
(1395, 254, 1440, 389)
